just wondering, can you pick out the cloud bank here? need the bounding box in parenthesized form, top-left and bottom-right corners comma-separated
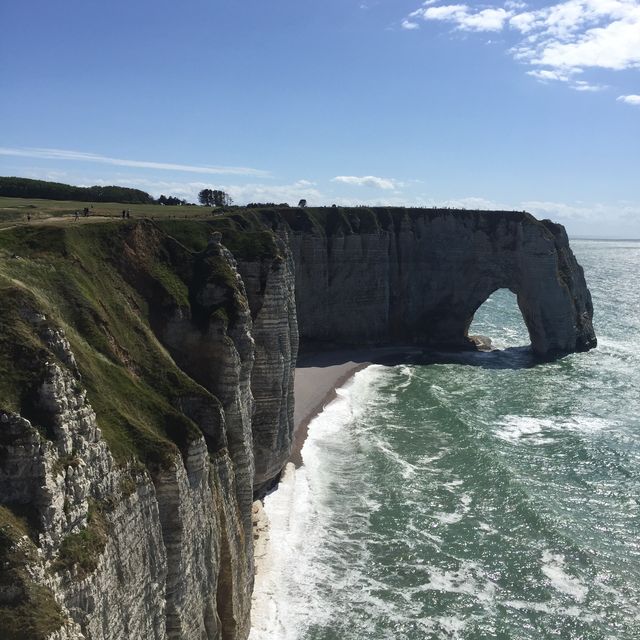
(404, 0, 640, 92)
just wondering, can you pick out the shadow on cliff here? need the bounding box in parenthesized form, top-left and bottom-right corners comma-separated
(297, 344, 559, 371)
(421, 346, 542, 370)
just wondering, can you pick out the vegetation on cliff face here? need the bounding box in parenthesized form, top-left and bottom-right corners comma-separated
(0, 287, 50, 425)
(52, 501, 109, 578)
(0, 220, 267, 469)
(155, 216, 280, 260)
(0, 507, 65, 640)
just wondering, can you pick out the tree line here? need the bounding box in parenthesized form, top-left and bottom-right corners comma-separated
(1, 177, 310, 209)
(0, 177, 156, 204)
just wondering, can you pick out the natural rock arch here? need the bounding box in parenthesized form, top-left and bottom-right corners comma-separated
(289, 209, 597, 357)
(465, 287, 530, 349)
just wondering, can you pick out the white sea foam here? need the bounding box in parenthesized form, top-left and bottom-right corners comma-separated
(502, 599, 597, 621)
(433, 511, 463, 525)
(372, 436, 418, 479)
(434, 615, 467, 635)
(495, 415, 616, 446)
(421, 560, 498, 604)
(478, 521, 498, 535)
(540, 551, 589, 602)
(494, 416, 554, 445)
(250, 366, 389, 640)
(392, 364, 415, 391)
(442, 479, 464, 489)
(432, 490, 472, 526)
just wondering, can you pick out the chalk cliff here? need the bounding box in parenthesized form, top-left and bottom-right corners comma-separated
(0, 208, 595, 640)
(285, 208, 595, 356)
(0, 222, 271, 640)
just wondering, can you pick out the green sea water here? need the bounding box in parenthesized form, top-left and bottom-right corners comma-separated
(252, 240, 640, 640)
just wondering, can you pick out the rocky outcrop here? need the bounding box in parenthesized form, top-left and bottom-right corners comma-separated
(287, 209, 596, 355)
(236, 232, 298, 497)
(0, 337, 167, 640)
(158, 237, 256, 579)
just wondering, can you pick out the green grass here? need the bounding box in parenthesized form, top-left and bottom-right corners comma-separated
(155, 217, 280, 260)
(52, 502, 108, 578)
(0, 506, 65, 640)
(0, 221, 232, 469)
(0, 195, 216, 226)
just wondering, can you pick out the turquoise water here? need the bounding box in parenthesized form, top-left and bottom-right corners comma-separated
(252, 240, 640, 640)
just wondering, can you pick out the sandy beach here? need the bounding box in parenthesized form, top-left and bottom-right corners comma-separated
(289, 346, 421, 465)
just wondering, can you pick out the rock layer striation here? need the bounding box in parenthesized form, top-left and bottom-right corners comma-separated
(287, 209, 596, 355)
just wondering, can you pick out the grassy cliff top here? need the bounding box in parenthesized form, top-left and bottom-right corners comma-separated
(0, 196, 538, 235)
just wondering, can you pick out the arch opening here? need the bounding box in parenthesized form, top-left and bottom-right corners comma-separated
(466, 288, 531, 351)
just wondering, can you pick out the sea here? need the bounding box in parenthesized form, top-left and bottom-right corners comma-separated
(249, 239, 640, 640)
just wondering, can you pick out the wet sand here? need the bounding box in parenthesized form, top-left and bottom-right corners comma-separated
(289, 347, 421, 466)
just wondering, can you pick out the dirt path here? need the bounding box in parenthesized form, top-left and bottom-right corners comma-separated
(0, 215, 129, 232)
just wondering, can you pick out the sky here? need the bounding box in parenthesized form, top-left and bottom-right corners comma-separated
(1, 0, 639, 237)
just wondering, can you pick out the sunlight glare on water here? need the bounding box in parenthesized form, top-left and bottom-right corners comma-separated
(251, 240, 640, 640)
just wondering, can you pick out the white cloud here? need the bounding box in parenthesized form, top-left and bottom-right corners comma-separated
(226, 180, 323, 205)
(521, 199, 600, 220)
(136, 178, 322, 206)
(0, 146, 269, 177)
(414, 4, 513, 31)
(404, 0, 640, 93)
(418, 4, 468, 20)
(527, 68, 574, 81)
(525, 7, 640, 72)
(332, 175, 400, 189)
(402, 19, 421, 29)
(505, 0, 527, 9)
(571, 79, 607, 91)
(617, 93, 640, 104)
(521, 199, 640, 230)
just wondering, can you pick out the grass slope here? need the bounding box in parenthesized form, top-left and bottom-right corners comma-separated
(0, 220, 244, 469)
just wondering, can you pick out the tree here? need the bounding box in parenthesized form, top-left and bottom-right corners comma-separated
(198, 188, 232, 207)
(158, 194, 187, 206)
(0, 177, 154, 204)
(212, 190, 232, 207)
(198, 189, 214, 206)
(298, 199, 307, 208)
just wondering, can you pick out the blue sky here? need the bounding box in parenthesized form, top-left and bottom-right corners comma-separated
(1, 0, 638, 236)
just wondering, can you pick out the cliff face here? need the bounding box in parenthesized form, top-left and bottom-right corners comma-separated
(0, 223, 268, 640)
(287, 208, 596, 355)
(0, 208, 596, 640)
(236, 232, 298, 497)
